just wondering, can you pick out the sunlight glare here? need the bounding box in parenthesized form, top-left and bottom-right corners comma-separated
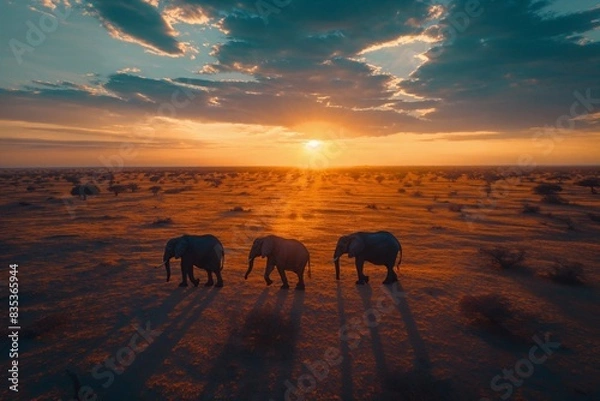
(305, 140, 322, 150)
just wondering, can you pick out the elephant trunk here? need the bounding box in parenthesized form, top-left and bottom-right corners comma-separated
(245, 257, 255, 280)
(333, 248, 342, 280)
(163, 251, 171, 282)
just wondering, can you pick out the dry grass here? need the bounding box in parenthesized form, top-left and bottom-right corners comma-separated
(522, 204, 540, 214)
(479, 246, 526, 270)
(546, 261, 585, 286)
(459, 293, 513, 326)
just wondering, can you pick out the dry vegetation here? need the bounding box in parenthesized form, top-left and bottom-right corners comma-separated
(0, 166, 598, 401)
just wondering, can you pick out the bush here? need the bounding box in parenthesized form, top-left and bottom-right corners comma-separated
(459, 294, 513, 325)
(448, 203, 463, 213)
(149, 185, 162, 195)
(534, 183, 567, 204)
(479, 246, 525, 270)
(588, 213, 600, 223)
(230, 206, 251, 212)
(151, 217, 173, 226)
(522, 204, 540, 214)
(547, 261, 585, 286)
(575, 177, 599, 194)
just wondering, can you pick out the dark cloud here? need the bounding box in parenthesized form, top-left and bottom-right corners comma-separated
(87, 0, 185, 55)
(400, 0, 600, 131)
(2, 0, 599, 140)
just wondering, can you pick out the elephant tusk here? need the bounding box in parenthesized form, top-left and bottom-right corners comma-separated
(154, 261, 167, 269)
(332, 257, 340, 263)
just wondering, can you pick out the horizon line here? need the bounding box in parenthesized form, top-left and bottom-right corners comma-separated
(0, 164, 599, 169)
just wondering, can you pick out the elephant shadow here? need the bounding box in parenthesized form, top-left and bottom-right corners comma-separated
(357, 285, 389, 379)
(197, 288, 305, 400)
(98, 288, 219, 399)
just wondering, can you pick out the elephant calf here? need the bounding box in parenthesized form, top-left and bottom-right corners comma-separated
(245, 235, 311, 290)
(333, 231, 402, 285)
(163, 234, 225, 287)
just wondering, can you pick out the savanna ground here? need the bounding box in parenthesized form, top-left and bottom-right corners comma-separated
(0, 166, 599, 401)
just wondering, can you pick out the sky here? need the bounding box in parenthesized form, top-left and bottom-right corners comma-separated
(0, 0, 599, 167)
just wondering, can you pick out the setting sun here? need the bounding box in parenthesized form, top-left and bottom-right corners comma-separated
(305, 140, 322, 150)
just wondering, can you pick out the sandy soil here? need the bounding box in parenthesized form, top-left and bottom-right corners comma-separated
(0, 166, 598, 401)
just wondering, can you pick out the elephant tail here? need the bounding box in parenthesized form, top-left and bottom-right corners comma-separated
(396, 244, 403, 273)
(307, 256, 312, 279)
(220, 248, 225, 271)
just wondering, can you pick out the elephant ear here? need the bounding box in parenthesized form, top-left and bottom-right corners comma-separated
(260, 236, 274, 257)
(348, 235, 365, 258)
(174, 237, 188, 258)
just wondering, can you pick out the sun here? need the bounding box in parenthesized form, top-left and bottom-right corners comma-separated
(305, 140, 322, 150)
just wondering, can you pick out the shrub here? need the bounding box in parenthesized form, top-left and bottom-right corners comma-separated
(366, 203, 378, 210)
(575, 177, 599, 194)
(151, 217, 173, 226)
(108, 184, 128, 196)
(522, 204, 540, 214)
(397, 188, 406, 193)
(479, 246, 525, 270)
(149, 185, 162, 195)
(448, 203, 463, 213)
(230, 206, 251, 212)
(534, 183, 567, 204)
(588, 213, 600, 223)
(547, 261, 585, 286)
(459, 294, 513, 326)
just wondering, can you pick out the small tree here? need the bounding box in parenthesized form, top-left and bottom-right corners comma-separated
(576, 177, 599, 194)
(533, 183, 565, 204)
(108, 185, 127, 196)
(149, 185, 162, 196)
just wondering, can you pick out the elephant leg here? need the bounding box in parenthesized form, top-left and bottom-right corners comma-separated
(187, 264, 199, 287)
(355, 259, 369, 285)
(179, 260, 190, 287)
(277, 266, 289, 289)
(204, 270, 214, 287)
(383, 265, 398, 284)
(264, 260, 275, 286)
(295, 269, 305, 291)
(214, 269, 224, 288)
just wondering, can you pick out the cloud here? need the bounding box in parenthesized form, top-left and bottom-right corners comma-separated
(86, 0, 186, 55)
(400, 0, 600, 131)
(2, 0, 600, 142)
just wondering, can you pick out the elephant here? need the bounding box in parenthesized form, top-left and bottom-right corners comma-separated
(333, 231, 402, 285)
(163, 234, 225, 287)
(245, 235, 311, 290)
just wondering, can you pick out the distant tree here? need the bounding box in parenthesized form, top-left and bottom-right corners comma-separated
(375, 175, 385, 184)
(108, 185, 127, 196)
(70, 184, 100, 200)
(533, 183, 565, 204)
(127, 183, 140, 192)
(149, 185, 162, 196)
(444, 171, 463, 182)
(576, 177, 599, 194)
